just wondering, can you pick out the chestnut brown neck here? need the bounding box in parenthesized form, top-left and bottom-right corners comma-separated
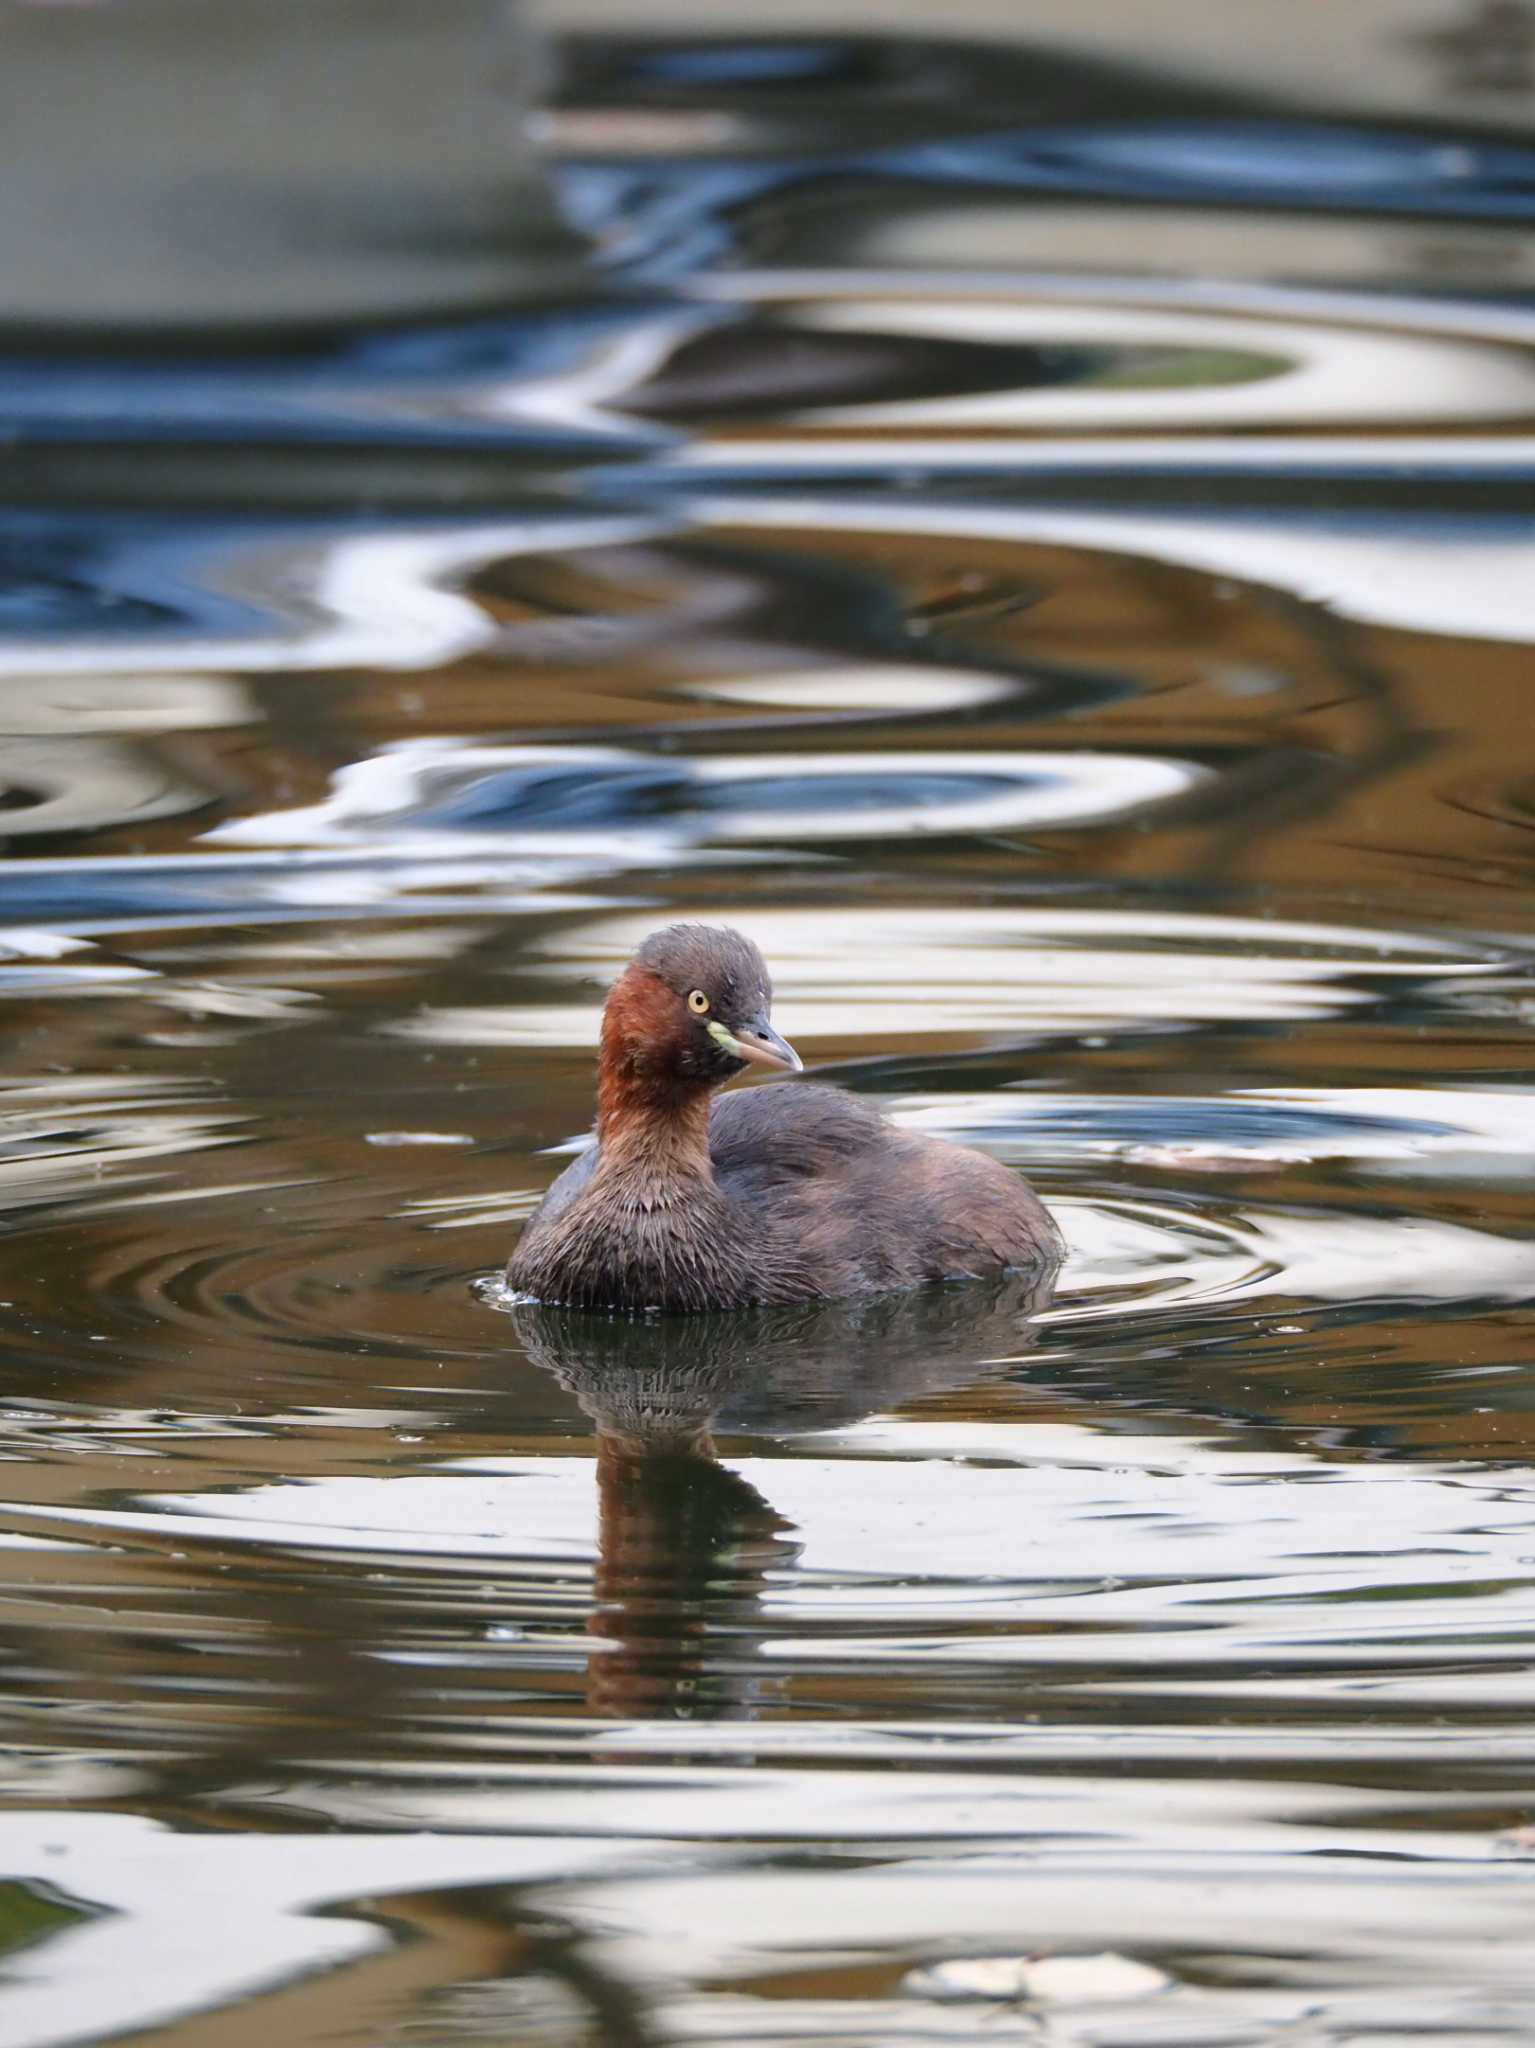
(594, 965, 715, 1182)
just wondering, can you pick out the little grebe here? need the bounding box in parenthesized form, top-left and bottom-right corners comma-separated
(506, 924, 1062, 1312)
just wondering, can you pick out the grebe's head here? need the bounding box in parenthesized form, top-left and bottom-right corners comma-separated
(603, 924, 801, 1093)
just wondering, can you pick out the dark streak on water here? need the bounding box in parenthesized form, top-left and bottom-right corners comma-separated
(6, 19, 1535, 2048)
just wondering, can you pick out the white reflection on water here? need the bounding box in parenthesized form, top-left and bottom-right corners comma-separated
(788, 206, 1535, 285)
(906, 1084, 1535, 1180)
(0, 673, 252, 735)
(703, 268, 1535, 349)
(0, 737, 218, 838)
(0, 516, 666, 680)
(20, 1431, 1535, 1603)
(467, 904, 1500, 1039)
(8, 1772, 1528, 2048)
(683, 663, 1015, 711)
(687, 426, 1535, 480)
(209, 740, 1202, 853)
(0, 1812, 651, 2048)
(698, 495, 1535, 646)
(772, 298, 1535, 430)
(1052, 1195, 1535, 1313)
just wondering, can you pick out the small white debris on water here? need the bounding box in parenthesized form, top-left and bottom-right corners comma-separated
(904, 1951, 1173, 2007)
(364, 1131, 475, 1147)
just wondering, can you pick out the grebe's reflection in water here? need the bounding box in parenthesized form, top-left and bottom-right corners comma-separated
(510, 1270, 1057, 1719)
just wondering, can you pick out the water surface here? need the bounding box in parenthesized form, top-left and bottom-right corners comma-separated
(5, 20, 1535, 2047)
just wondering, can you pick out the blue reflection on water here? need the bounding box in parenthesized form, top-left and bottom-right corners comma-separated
(907, 123, 1535, 210)
(0, 515, 288, 640)
(626, 40, 853, 87)
(559, 118, 1535, 275)
(986, 1098, 1463, 1150)
(0, 304, 686, 448)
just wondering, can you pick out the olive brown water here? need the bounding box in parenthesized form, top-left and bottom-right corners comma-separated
(6, 17, 1535, 2046)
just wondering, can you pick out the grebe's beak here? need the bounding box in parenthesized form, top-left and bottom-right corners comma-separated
(728, 1015, 803, 1073)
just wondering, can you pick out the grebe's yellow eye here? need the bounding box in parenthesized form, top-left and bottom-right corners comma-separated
(687, 988, 711, 1015)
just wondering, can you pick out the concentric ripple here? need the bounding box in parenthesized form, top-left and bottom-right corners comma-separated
(5, 1150, 1530, 1434)
(393, 903, 1514, 1050)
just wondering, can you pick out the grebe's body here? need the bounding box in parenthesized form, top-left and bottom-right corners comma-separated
(507, 925, 1061, 1313)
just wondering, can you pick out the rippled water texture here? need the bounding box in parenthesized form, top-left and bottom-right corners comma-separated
(7, 14, 1535, 2047)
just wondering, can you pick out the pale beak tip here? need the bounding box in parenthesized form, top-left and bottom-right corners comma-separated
(735, 1019, 802, 1074)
